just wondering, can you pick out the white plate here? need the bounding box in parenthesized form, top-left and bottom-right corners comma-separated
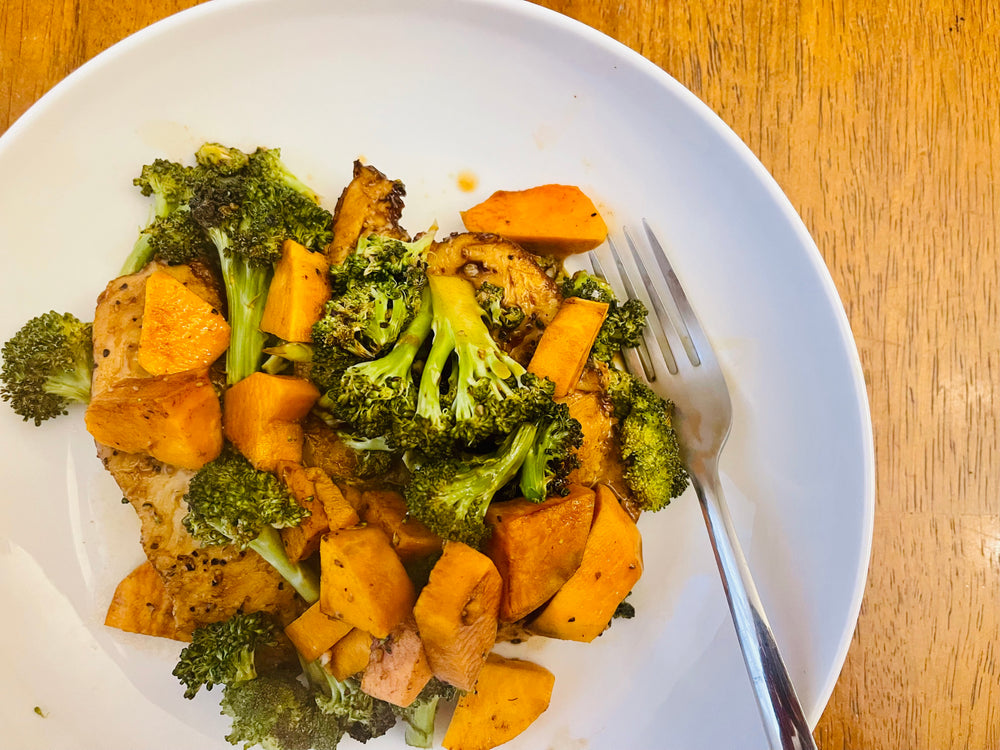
(0, 1, 874, 748)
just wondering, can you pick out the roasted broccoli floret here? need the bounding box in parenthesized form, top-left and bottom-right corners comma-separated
(314, 233, 432, 360)
(518, 400, 583, 501)
(476, 282, 525, 336)
(392, 679, 459, 749)
(301, 658, 397, 744)
(172, 612, 278, 699)
(0, 311, 93, 425)
(561, 269, 648, 361)
(406, 275, 542, 452)
(121, 158, 205, 274)
(221, 664, 346, 750)
(403, 423, 539, 548)
(132, 144, 333, 385)
(607, 368, 689, 510)
(325, 286, 433, 440)
(185, 144, 333, 385)
(182, 447, 320, 602)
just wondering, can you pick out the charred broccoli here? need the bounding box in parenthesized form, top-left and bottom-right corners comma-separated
(313, 233, 433, 361)
(476, 281, 525, 336)
(172, 612, 277, 699)
(607, 367, 689, 510)
(121, 158, 207, 274)
(221, 665, 346, 750)
(300, 658, 397, 744)
(182, 447, 320, 602)
(404, 390, 581, 547)
(392, 678, 459, 748)
(0, 311, 93, 425)
(132, 143, 333, 385)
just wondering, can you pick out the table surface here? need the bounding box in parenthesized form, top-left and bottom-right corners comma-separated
(2, 1, 997, 748)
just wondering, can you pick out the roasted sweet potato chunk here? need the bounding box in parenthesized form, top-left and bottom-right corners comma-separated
(485, 485, 596, 622)
(137, 269, 230, 375)
(413, 541, 502, 691)
(442, 653, 555, 750)
(460, 184, 607, 258)
(223, 372, 320, 471)
(320, 525, 416, 639)
(528, 484, 643, 642)
(260, 239, 331, 342)
(85, 367, 222, 470)
(361, 616, 433, 708)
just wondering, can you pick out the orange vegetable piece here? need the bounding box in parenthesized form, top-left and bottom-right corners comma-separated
(442, 653, 555, 750)
(260, 239, 331, 342)
(528, 485, 643, 642)
(137, 269, 230, 376)
(275, 461, 330, 562)
(85, 367, 222, 470)
(284, 602, 353, 663)
(223, 372, 320, 471)
(460, 184, 608, 258)
(413, 541, 502, 691)
(527, 297, 609, 397)
(320, 525, 416, 639)
(485, 485, 596, 622)
(361, 616, 433, 708)
(104, 561, 191, 642)
(360, 489, 443, 562)
(311, 469, 361, 531)
(324, 627, 374, 680)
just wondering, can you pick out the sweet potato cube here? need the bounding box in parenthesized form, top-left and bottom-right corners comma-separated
(361, 616, 433, 707)
(361, 489, 443, 562)
(223, 372, 320, 471)
(104, 561, 192, 642)
(85, 367, 222, 470)
(284, 602, 353, 663)
(275, 461, 330, 562)
(137, 269, 230, 375)
(528, 297, 609, 397)
(442, 653, 555, 750)
(460, 184, 608, 258)
(485, 485, 596, 622)
(528, 485, 643, 642)
(324, 627, 374, 680)
(413, 542, 502, 691)
(313, 471, 361, 531)
(260, 239, 331, 342)
(320, 526, 416, 639)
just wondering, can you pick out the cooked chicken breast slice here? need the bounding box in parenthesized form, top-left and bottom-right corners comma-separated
(99, 446, 300, 631)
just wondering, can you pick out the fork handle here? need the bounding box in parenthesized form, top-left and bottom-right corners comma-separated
(693, 460, 819, 750)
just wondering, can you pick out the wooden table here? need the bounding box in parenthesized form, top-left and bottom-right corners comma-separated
(2, 1, 996, 748)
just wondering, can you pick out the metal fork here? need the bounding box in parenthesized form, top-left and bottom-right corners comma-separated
(593, 221, 818, 750)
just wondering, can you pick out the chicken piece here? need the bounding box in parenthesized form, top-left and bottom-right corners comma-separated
(98, 445, 300, 631)
(91, 260, 223, 397)
(327, 161, 409, 265)
(427, 232, 564, 363)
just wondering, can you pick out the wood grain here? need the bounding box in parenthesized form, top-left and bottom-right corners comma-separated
(3, 0, 998, 748)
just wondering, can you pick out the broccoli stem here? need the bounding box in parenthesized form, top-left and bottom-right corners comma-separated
(248, 526, 320, 604)
(120, 234, 155, 276)
(216, 241, 272, 386)
(44, 358, 94, 404)
(400, 697, 439, 748)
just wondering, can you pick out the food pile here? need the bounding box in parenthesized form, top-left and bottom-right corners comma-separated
(0, 144, 689, 750)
